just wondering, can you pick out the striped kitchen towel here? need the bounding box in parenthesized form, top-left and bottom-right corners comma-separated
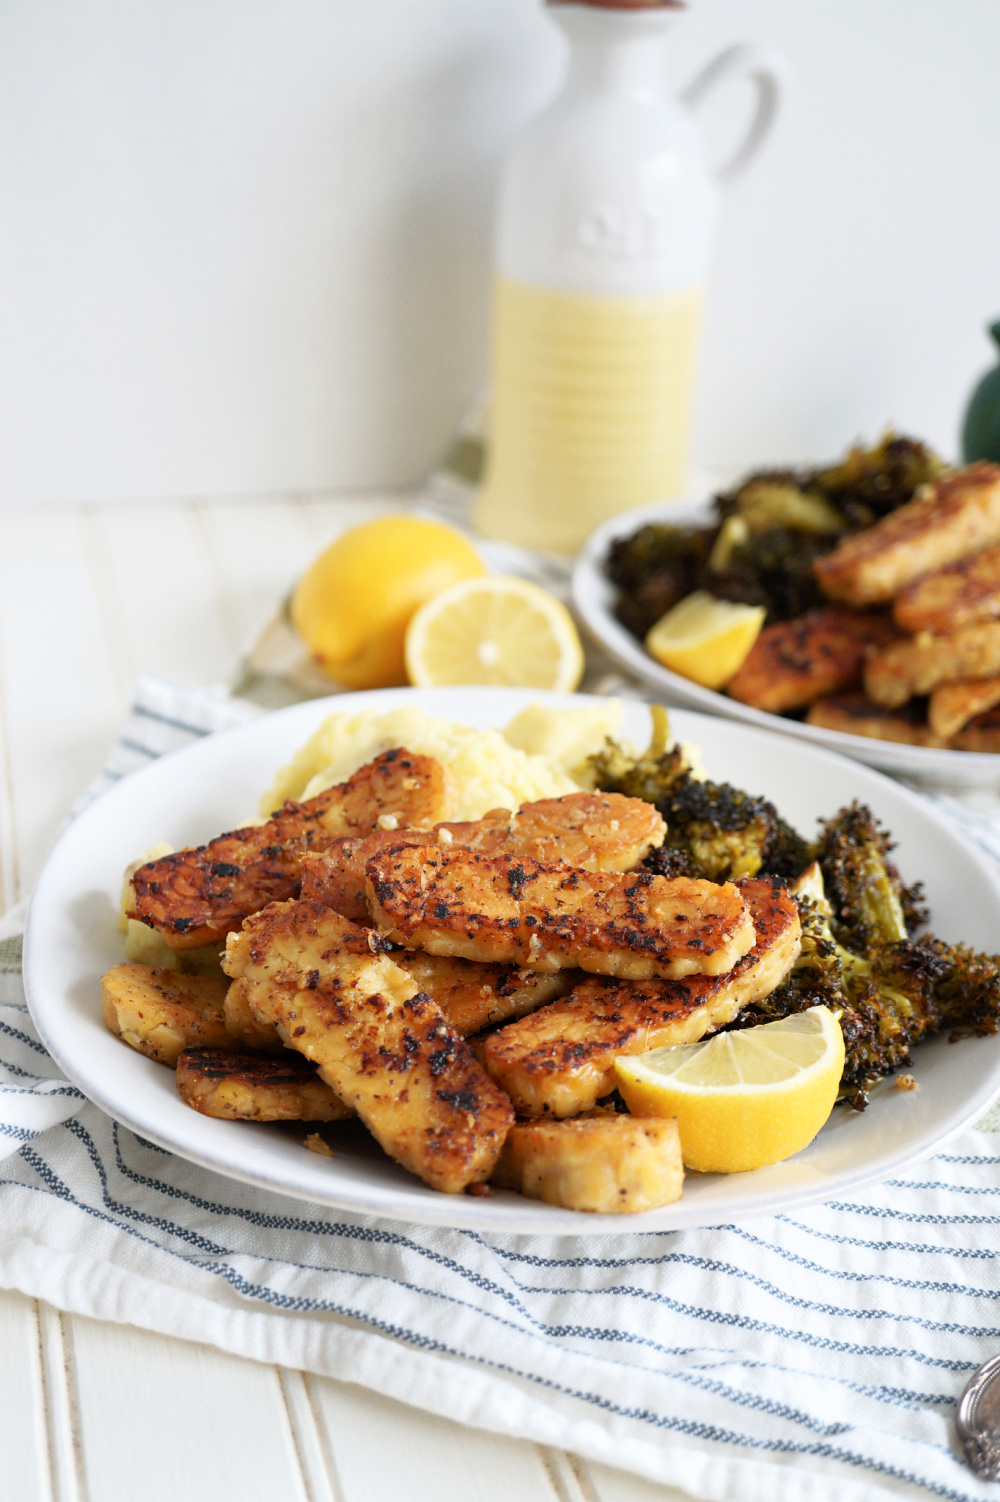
(2, 676, 1000, 1502)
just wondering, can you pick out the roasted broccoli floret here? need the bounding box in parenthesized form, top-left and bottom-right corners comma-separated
(727, 863, 936, 1107)
(605, 523, 716, 639)
(590, 708, 812, 883)
(815, 802, 927, 956)
(704, 525, 837, 624)
(810, 432, 947, 528)
(728, 859, 1000, 1108)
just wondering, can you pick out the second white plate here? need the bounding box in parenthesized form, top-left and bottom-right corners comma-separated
(572, 499, 1000, 790)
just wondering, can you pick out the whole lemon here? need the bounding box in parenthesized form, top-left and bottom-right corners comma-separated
(291, 514, 485, 690)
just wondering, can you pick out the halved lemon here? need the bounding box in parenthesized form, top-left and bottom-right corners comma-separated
(404, 576, 584, 691)
(290, 514, 485, 691)
(614, 1006, 845, 1174)
(645, 591, 765, 690)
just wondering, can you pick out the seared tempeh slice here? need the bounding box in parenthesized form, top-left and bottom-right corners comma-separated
(864, 621, 1000, 708)
(492, 1115, 683, 1213)
(224, 947, 573, 1046)
(393, 952, 575, 1036)
(128, 749, 453, 951)
(223, 977, 284, 1051)
(101, 963, 231, 1065)
(814, 462, 1000, 606)
(366, 847, 755, 981)
(951, 703, 1000, 752)
(176, 1047, 352, 1122)
(727, 608, 898, 713)
(894, 542, 1000, 636)
(929, 676, 1000, 739)
(481, 878, 799, 1117)
(806, 694, 948, 747)
(299, 791, 666, 923)
(223, 902, 513, 1193)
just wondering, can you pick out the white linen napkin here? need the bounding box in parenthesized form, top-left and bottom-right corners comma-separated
(3, 676, 1000, 1502)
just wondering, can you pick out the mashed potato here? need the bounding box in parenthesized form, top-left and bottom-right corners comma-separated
(260, 702, 625, 821)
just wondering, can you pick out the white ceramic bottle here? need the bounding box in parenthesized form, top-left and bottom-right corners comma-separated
(474, 0, 781, 553)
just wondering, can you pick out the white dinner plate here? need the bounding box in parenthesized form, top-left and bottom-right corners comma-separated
(573, 499, 1000, 791)
(23, 686, 1000, 1234)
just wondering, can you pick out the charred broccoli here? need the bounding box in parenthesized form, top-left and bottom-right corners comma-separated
(815, 801, 927, 955)
(605, 523, 716, 639)
(728, 861, 1000, 1108)
(605, 433, 948, 638)
(590, 708, 811, 883)
(591, 714, 996, 1107)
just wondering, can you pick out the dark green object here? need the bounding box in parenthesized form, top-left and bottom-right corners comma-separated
(962, 319, 1000, 463)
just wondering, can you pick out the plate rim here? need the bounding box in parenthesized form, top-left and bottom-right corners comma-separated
(572, 497, 1000, 783)
(23, 685, 1000, 1234)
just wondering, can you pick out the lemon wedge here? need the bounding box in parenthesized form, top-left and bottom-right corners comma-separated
(614, 1006, 845, 1174)
(645, 590, 765, 690)
(290, 515, 485, 691)
(404, 576, 584, 691)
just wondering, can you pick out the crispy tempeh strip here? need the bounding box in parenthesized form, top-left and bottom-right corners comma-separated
(481, 878, 800, 1118)
(129, 749, 454, 950)
(176, 1047, 352, 1122)
(864, 622, 1000, 708)
(393, 952, 576, 1036)
(223, 902, 513, 1193)
(928, 676, 1000, 739)
(492, 1115, 683, 1213)
(814, 463, 1000, 606)
(894, 541, 1000, 636)
(223, 950, 573, 1048)
(298, 791, 666, 923)
(366, 847, 755, 980)
(806, 694, 948, 747)
(950, 704, 1000, 752)
(101, 963, 231, 1065)
(726, 609, 898, 714)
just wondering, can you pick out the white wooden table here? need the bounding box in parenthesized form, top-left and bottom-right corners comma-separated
(0, 494, 688, 1502)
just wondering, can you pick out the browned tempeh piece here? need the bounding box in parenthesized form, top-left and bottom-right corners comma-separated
(299, 791, 665, 923)
(223, 902, 513, 1193)
(950, 704, 1000, 752)
(864, 622, 1000, 708)
(928, 676, 1000, 739)
(393, 952, 576, 1036)
(814, 462, 1000, 606)
(176, 1047, 352, 1122)
(492, 1115, 683, 1213)
(366, 847, 755, 981)
(223, 945, 573, 1047)
(101, 963, 231, 1065)
(129, 749, 453, 950)
(223, 977, 285, 1051)
(726, 609, 898, 714)
(806, 694, 948, 747)
(481, 878, 800, 1118)
(894, 542, 1000, 636)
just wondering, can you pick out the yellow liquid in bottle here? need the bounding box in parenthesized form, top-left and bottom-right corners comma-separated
(475, 275, 702, 553)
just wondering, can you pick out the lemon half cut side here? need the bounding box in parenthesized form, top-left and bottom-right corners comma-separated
(615, 1006, 845, 1174)
(645, 590, 765, 690)
(405, 575, 585, 691)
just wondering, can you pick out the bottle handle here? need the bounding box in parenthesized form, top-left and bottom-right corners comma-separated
(679, 43, 784, 185)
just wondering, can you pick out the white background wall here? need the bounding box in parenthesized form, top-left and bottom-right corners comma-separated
(1, 0, 999, 507)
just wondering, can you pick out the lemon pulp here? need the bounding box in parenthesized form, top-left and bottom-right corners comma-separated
(404, 576, 584, 691)
(645, 590, 765, 690)
(615, 1006, 845, 1174)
